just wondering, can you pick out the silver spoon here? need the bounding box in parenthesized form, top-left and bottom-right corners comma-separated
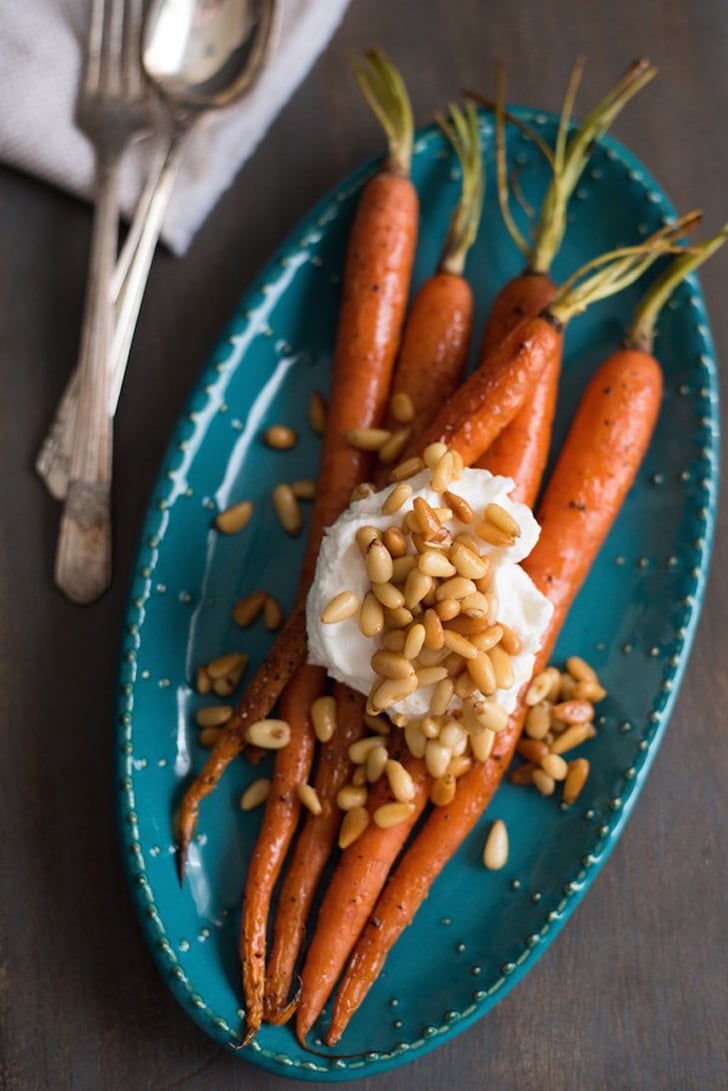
(37, 0, 276, 503)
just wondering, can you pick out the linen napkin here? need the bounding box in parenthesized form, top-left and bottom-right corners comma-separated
(0, 0, 350, 254)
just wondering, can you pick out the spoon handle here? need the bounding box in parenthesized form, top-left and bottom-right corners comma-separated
(36, 125, 189, 500)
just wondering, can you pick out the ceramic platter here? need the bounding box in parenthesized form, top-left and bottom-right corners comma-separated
(116, 109, 719, 1080)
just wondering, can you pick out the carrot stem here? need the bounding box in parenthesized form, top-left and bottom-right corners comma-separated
(350, 50, 414, 178)
(436, 102, 485, 276)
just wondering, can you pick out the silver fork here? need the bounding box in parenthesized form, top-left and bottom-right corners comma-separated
(54, 0, 151, 604)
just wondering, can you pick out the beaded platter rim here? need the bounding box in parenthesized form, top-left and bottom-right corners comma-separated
(115, 109, 720, 1080)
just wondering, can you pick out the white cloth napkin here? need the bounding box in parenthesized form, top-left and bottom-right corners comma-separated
(0, 0, 350, 254)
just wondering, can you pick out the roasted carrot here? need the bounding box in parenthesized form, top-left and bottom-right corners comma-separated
(264, 684, 367, 1022)
(176, 51, 418, 878)
(240, 663, 324, 1044)
(295, 731, 429, 1047)
(324, 224, 728, 1045)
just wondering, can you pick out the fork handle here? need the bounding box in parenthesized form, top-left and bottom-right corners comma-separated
(54, 148, 120, 604)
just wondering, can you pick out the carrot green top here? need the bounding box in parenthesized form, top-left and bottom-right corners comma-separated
(350, 49, 414, 179)
(436, 102, 485, 276)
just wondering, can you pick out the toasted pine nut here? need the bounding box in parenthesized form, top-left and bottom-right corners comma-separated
(371, 581, 405, 610)
(435, 576, 476, 602)
(485, 502, 521, 539)
(541, 753, 568, 781)
(263, 424, 297, 449)
(420, 716, 441, 739)
(559, 672, 576, 701)
(566, 655, 598, 683)
(573, 679, 608, 702)
(272, 484, 302, 535)
(563, 758, 590, 805)
(348, 735, 387, 765)
(526, 667, 561, 706)
(338, 805, 370, 848)
(351, 765, 368, 786)
(379, 428, 411, 465)
(467, 653, 497, 696)
(447, 754, 473, 778)
(370, 674, 418, 713)
(263, 595, 284, 631)
(337, 783, 368, 811)
(195, 705, 233, 728)
(382, 526, 407, 559)
(497, 622, 523, 656)
(404, 623, 426, 660)
(416, 665, 449, 688)
(356, 525, 381, 554)
(525, 701, 552, 739)
(373, 801, 416, 829)
(453, 671, 477, 699)
(207, 652, 248, 680)
(509, 761, 536, 785)
(430, 676, 454, 716)
(199, 725, 223, 748)
(469, 625, 504, 652)
(215, 499, 254, 535)
(460, 591, 490, 618)
(311, 695, 337, 743)
(346, 428, 392, 451)
(404, 568, 433, 610)
(532, 768, 556, 796)
(431, 451, 457, 494)
(475, 700, 509, 733)
(245, 719, 291, 749)
(425, 739, 452, 779)
(297, 783, 323, 815)
(291, 479, 317, 500)
(382, 482, 413, 515)
(413, 496, 445, 541)
(474, 521, 516, 548)
(390, 390, 416, 423)
(517, 738, 549, 764)
(321, 590, 360, 624)
(423, 442, 449, 469)
(443, 489, 474, 524)
(423, 608, 445, 650)
(440, 721, 467, 751)
(443, 651, 465, 676)
(195, 666, 211, 695)
(430, 772, 457, 806)
(381, 628, 406, 652)
(357, 591, 383, 638)
(371, 649, 415, 680)
(383, 605, 414, 629)
(366, 745, 389, 782)
(212, 676, 236, 698)
(550, 722, 597, 755)
(366, 539, 394, 584)
(435, 598, 461, 621)
(483, 819, 509, 869)
(469, 727, 496, 762)
(385, 759, 416, 803)
(442, 630, 478, 659)
(417, 645, 449, 667)
(489, 645, 515, 689)
(391, 554, 417, 582)
(552, 699, 594, 724)
(233, 589, 267, 627)
(449, 541, 488, 580)
(404, 720, 427, 758)
(309, 390, 327, 434)
(240, 778, 271, 811)
(389, 456, 425, 481)
(364, 712, 391, 735)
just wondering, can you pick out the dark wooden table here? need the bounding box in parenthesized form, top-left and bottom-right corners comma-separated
(2, 2, 727, 1088)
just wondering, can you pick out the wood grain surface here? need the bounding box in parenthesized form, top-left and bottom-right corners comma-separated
(1, 2, 727, 1088)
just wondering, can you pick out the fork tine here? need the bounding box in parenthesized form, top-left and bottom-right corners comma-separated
(103, 0, 126, 97)
(122, 0, 147, 97)
(83, 0, 107, 96)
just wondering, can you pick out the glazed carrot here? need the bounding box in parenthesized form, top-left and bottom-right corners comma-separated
(264, 684, 367, 1022)
(240, 663, 324, 1044)
(325, 224, 728, 1044)
(380, 104, 484, 451)
(176, 51, 418, 878)
(295, 731, 429, 1047)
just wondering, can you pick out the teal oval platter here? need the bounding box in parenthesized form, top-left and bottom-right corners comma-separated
(116, 109, 720, 1080)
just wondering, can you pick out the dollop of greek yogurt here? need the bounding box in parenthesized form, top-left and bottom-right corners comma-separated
(306, 468, 553, 720)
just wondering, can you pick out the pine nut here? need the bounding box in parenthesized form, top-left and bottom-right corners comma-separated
(435, 598, 461, 621)
(485, 592, 499, 623)
(517, 738, 549, 764)
(440, 722, 467, 750)
(233, 589, 267, 627)
(263, 424, 297, 449)
(381, 628, 406, 651)
(348, 736, 387, 765)
(195, 705, 233, 727)
(563, 758, 590, 805)
(382, 526, 407, 559)
(550, 722, 597, 755)
(469, 625, 504, 651)
(526, 667, 561, 706)
(425, 739, 452, 779)
(566, 655, 598, 683)
(433, 507, 453, 524)
(352, 764, 368, 786)
(467, 653, 497, 696)
(404, 720, 427, 758)
(337, 783, 368, 810)
(195, 666, 212, 695)
(573, 679, 608, 702)
(454, 671, 478, 699)
(391, 554, 417, 582)
(485, 502, 521, 539)
(404, 623, 426, 660)
(240, 778, 271, 811)
(373, 801, 416, 828)
(245, 719, 291, 749)
(423, 442, 449, 469)
(403, 568, 433, 610)
(372, 581, 405, 610)
(382, 482, 413, 515)
(460, 591, 490, 618)
(311, 695, 337, 743)
(497, 622, 522, 656)
(442, 630, 478, 659)
(412, 530, 450, 555)
(390, 391, 416, 423)
(443, 651, 465, 676)
(321, 590, 360, 624)
(263, 595, 284, 631)
(417, 645, 449, 667)
(297, 783, 323, 815)
(199, 725, 223, 748)
(207, 652, 248, 680)
(389, 456, 425, 481)
(443, 490, 474, 524)
(436, 576, 476, 602)
(430, 773, 457, 806)
(371, 650, 415, 680)
(416, 665, 449, 688)
(366, 745, 389, 782)
(489, 645, 515, 689)
(215, 499, 254, 534)
(525, 701, 552, 739)
(379, 428, 411, 464)
(355, 526, 380, 555)
(292, 479, 317, 500)
(470, 728, 495, 762)
(358, 591, 384, 638)
(413, 497, 445, 541)
(423, 608, 445, 650)
(552, 699, 594, 724)
(430, 676, 454, 716)
(431, 450, 457, 493)
(364, 712, 391, 735)
(366, 539, 394, 584)
(449, 541, 488, 580)
(483, 819, 509, 869)
(474, 521, 516, 548)
(532, 768, 556, 796)
(309, 390, 327, 434)
(475, 701, 509, 733)
(338, 805, 370, 848)
(385, 759, 416, 803)
(509, 761, 536, 785)
(420, 716, 441, 739)
(384, 606, 414, 629)
(369, 674, 418, 713)
(447, 755, 473, 778)
(273, 484, 302, 535)
(346, 427, 392, 451)
(541, 753, 568, 781)
(212, 676, 236, 698)
(559, 672, 576, 701)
